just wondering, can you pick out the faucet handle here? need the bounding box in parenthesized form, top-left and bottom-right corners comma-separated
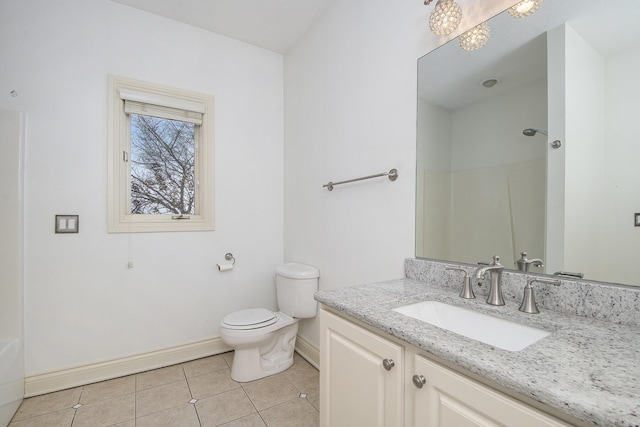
(477, 255, 502, 266)
(515, 252, 544, 272)
(519, 278, 561, 314)
(445, 265, 475, 299)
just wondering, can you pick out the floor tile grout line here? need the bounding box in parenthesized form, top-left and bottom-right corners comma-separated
(181, 363, 204, 427)
(256, 409, 269, 427)
(71, 386, 84, 427)
(239, 386, 261, 416)
(192, 403, 204, 427)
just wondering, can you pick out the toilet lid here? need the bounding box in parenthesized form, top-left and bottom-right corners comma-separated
(222, 308, 277, 329)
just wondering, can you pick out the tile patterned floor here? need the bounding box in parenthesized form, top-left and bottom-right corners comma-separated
(10, 352, 319, 427)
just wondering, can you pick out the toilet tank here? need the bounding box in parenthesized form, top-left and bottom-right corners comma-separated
(276, 263, 320, 318)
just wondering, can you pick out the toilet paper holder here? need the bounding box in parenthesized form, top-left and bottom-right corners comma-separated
(217, 253, 235, 272)
(224, 253, 235, 265)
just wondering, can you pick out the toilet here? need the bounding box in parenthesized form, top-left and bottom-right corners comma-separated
(220, 262, 320, 382)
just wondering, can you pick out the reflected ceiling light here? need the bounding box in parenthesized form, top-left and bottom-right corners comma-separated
(508, 0, 543, 18)
(428, 0, 463, 36)
(482, 78, 498, 88)
(459, 22, 491, 52)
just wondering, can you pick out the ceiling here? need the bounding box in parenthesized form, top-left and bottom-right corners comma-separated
(110, 0, 337, 53)
(110, 0, 640, 101)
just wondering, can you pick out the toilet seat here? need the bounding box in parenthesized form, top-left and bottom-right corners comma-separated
(222, 308, 277, 330)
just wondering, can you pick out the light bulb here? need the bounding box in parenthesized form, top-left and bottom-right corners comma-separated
(459, 22, 490, 52)
(429, 0, 463, 36)
(508, 0, 543, 18)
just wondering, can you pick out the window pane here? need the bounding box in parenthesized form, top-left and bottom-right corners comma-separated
(130, 114, 196, 215)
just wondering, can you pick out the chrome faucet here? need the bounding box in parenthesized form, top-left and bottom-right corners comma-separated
(475, 255, 505, 306)
(515, 251, 543, 272)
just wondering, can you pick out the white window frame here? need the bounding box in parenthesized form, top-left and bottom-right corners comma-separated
(108, 75, 215, 233)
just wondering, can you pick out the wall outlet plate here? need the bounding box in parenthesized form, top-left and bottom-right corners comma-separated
(55, 215, 79, 233)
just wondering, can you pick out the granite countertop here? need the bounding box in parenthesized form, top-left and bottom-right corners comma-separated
(315, 278, 640, 427)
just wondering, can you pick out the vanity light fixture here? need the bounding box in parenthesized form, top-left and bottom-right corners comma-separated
(459, 22, 491, 52)
(426, 0, 463, 36)
(423, 0, 539, 52)
(508, 0, 544, 18)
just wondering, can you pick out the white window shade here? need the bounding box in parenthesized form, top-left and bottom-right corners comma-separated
(119, 88, 205, 125)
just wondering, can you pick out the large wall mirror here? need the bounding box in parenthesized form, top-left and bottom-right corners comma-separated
(416, 0, 640, 286)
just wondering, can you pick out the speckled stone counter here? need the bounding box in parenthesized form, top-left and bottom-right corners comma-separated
(315, 261, 640, 427)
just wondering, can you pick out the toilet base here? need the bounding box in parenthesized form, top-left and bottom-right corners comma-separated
(231, 347, 295, 382)
(228, 320, 299, 382)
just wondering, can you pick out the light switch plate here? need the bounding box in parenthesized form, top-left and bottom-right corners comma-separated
(635, 213, 640, 227)
(55, 215, 79, 233)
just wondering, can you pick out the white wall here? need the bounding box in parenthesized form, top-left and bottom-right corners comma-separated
(545, 25, 567, 275)
(284, 0, 518, 348)
(546, 24, 640, 285)
(600, 46, 640, 284)
(563, 25, 605, 280)
(0, 0, 284, 376)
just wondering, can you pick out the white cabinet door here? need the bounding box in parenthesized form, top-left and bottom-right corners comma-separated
(412, 354, 571, 427)
(320, 309, 404, 427)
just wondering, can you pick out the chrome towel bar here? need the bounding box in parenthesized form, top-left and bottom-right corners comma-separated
(323, 168, 398, 191)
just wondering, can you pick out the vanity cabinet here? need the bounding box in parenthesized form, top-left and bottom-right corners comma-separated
(320, 307, 573, 427)
(412, 354, 570, 426)
(320, 307, 404, 427)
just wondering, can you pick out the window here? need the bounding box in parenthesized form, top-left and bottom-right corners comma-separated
(108, 75, 214, 232)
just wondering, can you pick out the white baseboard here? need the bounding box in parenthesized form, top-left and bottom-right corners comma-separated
(24, 335, 320, 397)
(24, 338, 231, 397)
(295, 335, 319, 369)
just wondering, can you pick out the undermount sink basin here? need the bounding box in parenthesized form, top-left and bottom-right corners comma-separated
(392, 300, 550, 351)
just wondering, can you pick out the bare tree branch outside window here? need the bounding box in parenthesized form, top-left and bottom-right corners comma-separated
(130, 114, 196, 215)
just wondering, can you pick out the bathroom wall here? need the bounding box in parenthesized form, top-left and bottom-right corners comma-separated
(0, 0, 284, 378)
(0, 108, 25, 425)
(601, 46, 640, 284)
(284, 0, 519, 348)
(547, 24, 640, 284)
(563, 25, 605, 281)
(562, 29, 640, 285)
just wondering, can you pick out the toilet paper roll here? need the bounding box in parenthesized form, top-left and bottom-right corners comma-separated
(217, 263, 233, 272)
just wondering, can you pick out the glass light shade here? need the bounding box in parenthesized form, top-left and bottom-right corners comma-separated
(508, 0, 543, 18)
(429, 0, 463, 36)
(459, 22, 490, 51)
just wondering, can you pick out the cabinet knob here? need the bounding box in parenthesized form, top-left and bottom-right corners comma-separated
(413, 374, 426, 389)
(382, 359, 395, 371)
